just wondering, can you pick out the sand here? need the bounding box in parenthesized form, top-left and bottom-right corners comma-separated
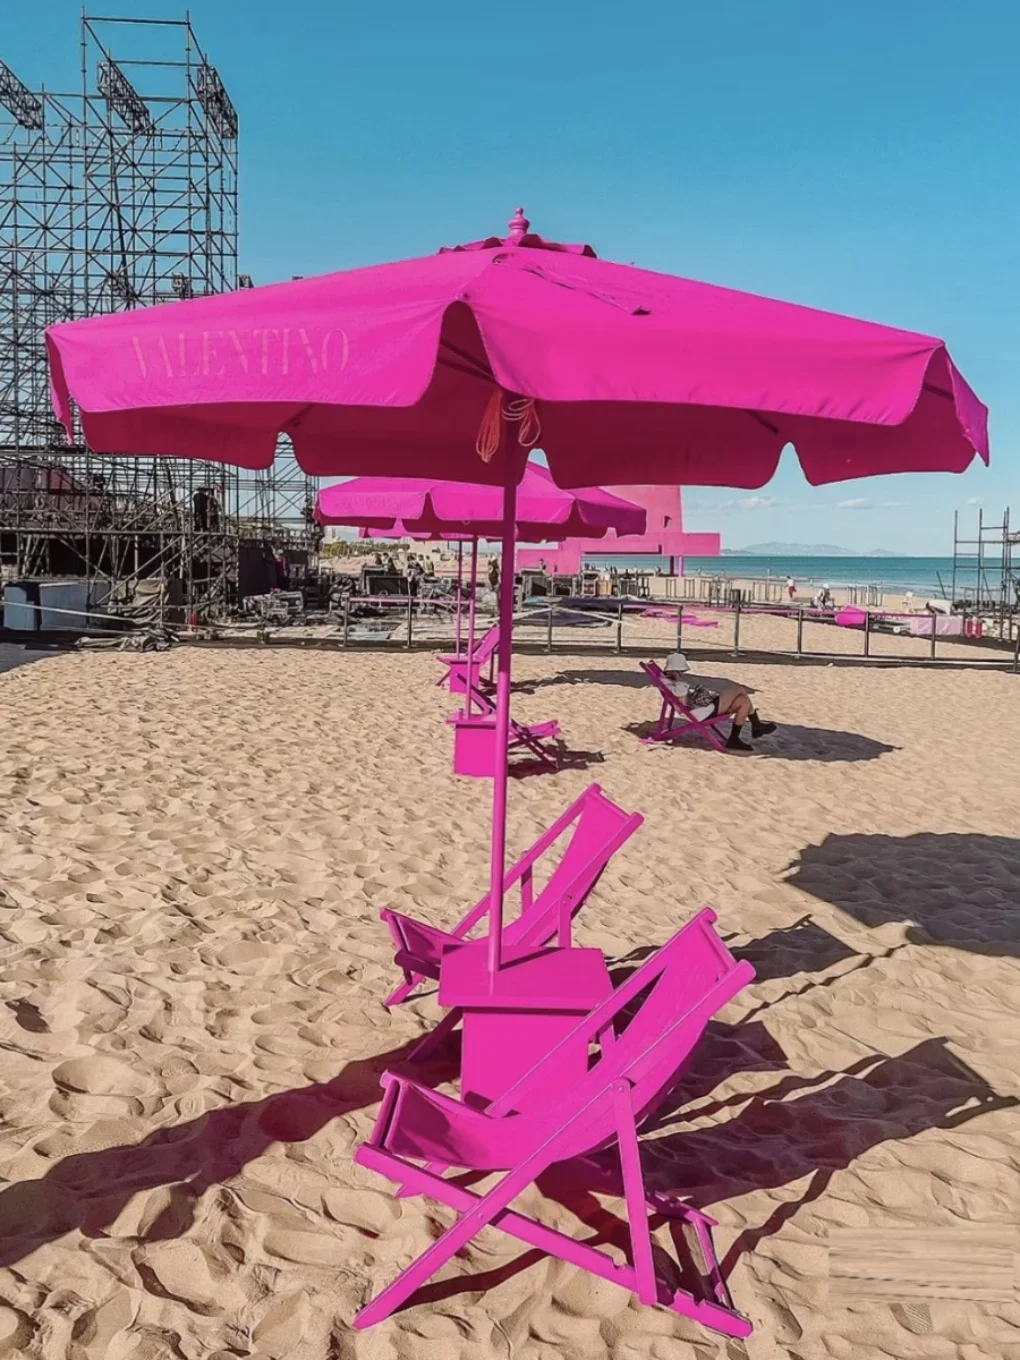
(0, 638, 1017, 1359)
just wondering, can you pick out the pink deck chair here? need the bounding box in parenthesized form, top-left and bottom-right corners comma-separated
(640, 659, 731, 751)
(354, 907, 755, 1336)
(448, 657, 563, 770)
(381, 784, 643, 1054)
(436, 623, 499, 695)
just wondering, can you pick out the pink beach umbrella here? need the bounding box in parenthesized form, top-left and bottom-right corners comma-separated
(317, 461, 644, 715)
(45, 209, 988, 978)
(315, 463, 645, 540)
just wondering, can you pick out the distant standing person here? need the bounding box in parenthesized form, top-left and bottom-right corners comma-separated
(488, 556, 500, 592)
(786, 576, 796, 600)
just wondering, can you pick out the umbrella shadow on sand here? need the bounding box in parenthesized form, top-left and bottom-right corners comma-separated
(514, 669, 647, 693)
(787, 832, 1020, 958)
(623, 719, 897, 763)
(515, 669, 757, 694)
(0, 1038, 459, 1270)
(0, 644, 65, 677)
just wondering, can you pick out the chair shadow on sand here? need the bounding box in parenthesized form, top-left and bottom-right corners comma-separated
(787, 832, 1020, 959)
(611, 917, 907, 1033)
(409, 1036, 1016, 1312)
(509, 743, 605, 780)
(611, 916, 858, 988)
(3, 1010, 1014, 1320)
(0, 1038, 459, 1270)
(624, 719, 897, 763)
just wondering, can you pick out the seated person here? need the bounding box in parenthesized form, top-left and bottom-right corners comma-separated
(661, 652, 776, 752)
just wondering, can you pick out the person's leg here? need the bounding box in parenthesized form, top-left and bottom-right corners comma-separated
(750, 708, 777, 738)
(716, 688, 753, 751)
(720, 687, 777, 736)
(723, 687, 777, 738)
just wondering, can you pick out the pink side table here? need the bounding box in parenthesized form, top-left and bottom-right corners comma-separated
(448, 713, 500, 777)
(438, 940, 612, 1111)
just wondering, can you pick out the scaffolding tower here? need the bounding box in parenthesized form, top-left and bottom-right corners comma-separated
(0, 13, 317, 624)
(951, 507, 1019, 642)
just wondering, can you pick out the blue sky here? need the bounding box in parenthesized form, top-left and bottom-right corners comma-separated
(6, 1, 1016, 553)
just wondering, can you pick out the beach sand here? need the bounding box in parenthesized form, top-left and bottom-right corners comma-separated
(0, 640, 1017, 1359)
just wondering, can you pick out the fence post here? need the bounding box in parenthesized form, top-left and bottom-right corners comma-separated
(733, 594, 741, 657)
(343, 593, 350, 647)
(864, 609, 871, 657)
(796, 608, 804, 656)
(676, 604, 683, 654)
(406, 593, 413, 649)
(930, 611, 937, 661)
(616, 598, 624, 653)
(547, 600, 554, 653)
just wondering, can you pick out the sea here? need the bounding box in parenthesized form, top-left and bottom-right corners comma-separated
(580, 553, 1003, 600)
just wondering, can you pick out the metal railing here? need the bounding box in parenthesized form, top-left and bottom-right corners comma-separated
(329, 595, 1017, 671)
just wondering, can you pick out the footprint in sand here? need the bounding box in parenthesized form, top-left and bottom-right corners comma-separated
(52, 1056, 153, 1098)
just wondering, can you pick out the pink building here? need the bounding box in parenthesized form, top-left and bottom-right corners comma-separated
(517, 485, 720, 575)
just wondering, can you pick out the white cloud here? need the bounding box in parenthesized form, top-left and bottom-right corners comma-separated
(966, 496, 982, 506)
(739, 495, 778, 510)
(837, 497, 873, 510)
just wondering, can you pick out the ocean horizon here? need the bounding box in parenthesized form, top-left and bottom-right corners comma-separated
(580, 553, 1003, 599)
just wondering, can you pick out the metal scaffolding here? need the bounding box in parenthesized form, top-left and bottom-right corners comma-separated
(0, 13, 317, 625)
(951, 507, 1019, 642)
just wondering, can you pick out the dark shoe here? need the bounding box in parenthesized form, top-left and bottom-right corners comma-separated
(751, 719, 777, 738)
(725, 732, 753, 752)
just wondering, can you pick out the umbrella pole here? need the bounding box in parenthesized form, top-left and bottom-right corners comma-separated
(486, 451, 518, 980)
(455, 541, 463, 654)
(464, 535, 479, 720)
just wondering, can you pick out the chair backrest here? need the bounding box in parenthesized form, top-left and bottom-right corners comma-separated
(641, 659, 695, 714)
(382, 911, 752, 1177)
(505, 787, 643, 951)
(491, 911, 753, 1164)
(470, 624, 500, 662)
(641, 658, 672, 699)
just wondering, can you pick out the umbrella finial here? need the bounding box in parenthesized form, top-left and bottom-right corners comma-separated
(506, 207, 530, 243)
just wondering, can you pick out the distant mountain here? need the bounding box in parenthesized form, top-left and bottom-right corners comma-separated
(721, 542, 902, 558)
(724, 542, 857, 557)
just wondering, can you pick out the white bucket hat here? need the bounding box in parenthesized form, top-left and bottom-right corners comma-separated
(664, 652, 690, 673)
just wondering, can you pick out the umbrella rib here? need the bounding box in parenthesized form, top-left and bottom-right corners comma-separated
(746, 410, 781, 435)
(922, 382, 953, 400)
(439, 338, 495, 384)
(284, 403, 315, 430)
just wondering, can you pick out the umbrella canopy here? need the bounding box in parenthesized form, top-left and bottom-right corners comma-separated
(46, 209, 987, 490)
(315, 462, 645, 539)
